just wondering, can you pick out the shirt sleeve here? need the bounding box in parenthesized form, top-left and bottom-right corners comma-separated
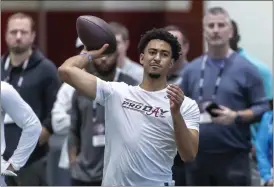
(51, 83, 75, 135)
(41, 62, 61, 134)
(181, 98, 200, 131)
(1, 82, 42, 170)
(95, 77, 116, 106)
(67, 92, 81, 153)
(246, 65, 270, 118)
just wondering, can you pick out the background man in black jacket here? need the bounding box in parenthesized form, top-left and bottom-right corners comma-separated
(1, 12, 61, 186)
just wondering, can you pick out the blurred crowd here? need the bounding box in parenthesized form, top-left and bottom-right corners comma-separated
(1, 6, 273, 187)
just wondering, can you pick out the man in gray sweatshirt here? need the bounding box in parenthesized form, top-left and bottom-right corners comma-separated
(67, 48, 137, 186)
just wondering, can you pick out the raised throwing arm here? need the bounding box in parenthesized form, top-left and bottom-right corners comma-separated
(58, 44, 109, 99)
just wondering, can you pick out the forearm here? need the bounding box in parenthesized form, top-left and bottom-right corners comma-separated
(237, 103, 269, 124)
(172, 111, 199, 161)
(9, 121, 42, 170)
(38, 127, 51, 146)
(236, 109, 255, 123)
(60, 53, 90, 70)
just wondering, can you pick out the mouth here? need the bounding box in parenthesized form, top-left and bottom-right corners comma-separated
(150, 64, 161, 68)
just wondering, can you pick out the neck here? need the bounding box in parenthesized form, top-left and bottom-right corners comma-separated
(139, 75, 167, 91)
(10, 48, 32, 67)
(208, 44, 231, 59)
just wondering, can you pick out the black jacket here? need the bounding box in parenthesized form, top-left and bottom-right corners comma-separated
(1, 48, 61, 165)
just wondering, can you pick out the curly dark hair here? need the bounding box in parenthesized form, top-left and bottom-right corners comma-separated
(137, 28, 181, 61)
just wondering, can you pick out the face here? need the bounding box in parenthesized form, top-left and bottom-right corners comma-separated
(140, 39, 173, 79)
(168, 30, 189, 59)
(5, 18, 35, 54)
(203, 13, 232, 47)
(115, 34, 129, 57)
(93, 52, 118, 76)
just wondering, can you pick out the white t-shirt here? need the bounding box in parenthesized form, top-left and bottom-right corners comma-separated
(1, 81, 42, 172)
(95, 78, 200, 186)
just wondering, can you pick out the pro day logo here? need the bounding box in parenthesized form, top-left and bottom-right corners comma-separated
(122, 98, 169, 118)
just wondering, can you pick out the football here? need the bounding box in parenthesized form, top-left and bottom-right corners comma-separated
(76, 15, 117, 55)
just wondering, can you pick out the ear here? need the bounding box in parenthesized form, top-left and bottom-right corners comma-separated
(139, 53, 145, 65)
(170, 59, 174, 68)
(31, 31, 36, 43)
(125, 40, 130, 51)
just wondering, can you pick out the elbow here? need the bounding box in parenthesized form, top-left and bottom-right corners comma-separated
(58, 63, 71, 82)
(178, 145, 198, 162)
(179, 151, 197, 162)
(58, 66, 68, 81)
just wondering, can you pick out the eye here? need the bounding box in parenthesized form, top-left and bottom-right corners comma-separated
(163, 53, 169, 57)
(10, 30, 17, 35)
(149, 50, 156, 55)
(208, 23, 214, 29)
(218, 23, 225, 28)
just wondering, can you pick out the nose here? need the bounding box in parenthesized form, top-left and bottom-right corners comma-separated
(212, 24, 219, 33)
(16, 31, 22, 40)
(154, 52, 161, 62)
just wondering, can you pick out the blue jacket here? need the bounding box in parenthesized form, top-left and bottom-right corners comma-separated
(255, 111, 273, 183)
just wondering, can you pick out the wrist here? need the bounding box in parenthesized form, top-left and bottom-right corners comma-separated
(80, 51, 93, 63)
(234, 111, 243, 124)
(7, 159, 19, 171)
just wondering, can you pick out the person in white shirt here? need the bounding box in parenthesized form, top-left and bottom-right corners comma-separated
(1, 81, 42, 186)
(58, 28, 200, 186)
(48, 37, 82, 185)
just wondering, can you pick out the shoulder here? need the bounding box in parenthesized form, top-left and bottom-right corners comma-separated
(184, 56, 203, 72)
(1, 81, 17, 96)
(125, 59, 144, 75)
(1, 81, 22, 106)
(239, 49, 271, 72)
(57, 83, 75, 97)
(39, 58, 58, 72)
(98, 77, 130, 90)
(128, 59, 143, 69)
(233, 54, 261, 77)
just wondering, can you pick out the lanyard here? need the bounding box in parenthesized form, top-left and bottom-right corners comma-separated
(92, 68, 121, 122)
(3, 56, 29, 89)
(198, 55, 225, 102)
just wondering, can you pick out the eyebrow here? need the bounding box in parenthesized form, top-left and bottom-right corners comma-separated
(148, 48, 170, 54)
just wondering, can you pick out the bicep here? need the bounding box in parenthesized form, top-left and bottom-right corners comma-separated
(246, 68, 266, 104)
(59, 67, 98, 100)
